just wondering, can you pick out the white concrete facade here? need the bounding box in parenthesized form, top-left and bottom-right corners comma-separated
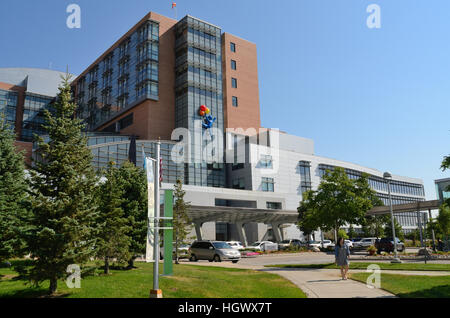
(164, 130, 426, 244)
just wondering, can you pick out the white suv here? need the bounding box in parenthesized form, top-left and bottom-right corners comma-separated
(226, 241, 245, 250)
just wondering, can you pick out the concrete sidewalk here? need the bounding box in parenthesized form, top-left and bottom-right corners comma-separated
(263, 268, 395, 298)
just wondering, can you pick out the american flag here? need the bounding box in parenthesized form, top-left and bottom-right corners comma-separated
(172, 2, 176, 9)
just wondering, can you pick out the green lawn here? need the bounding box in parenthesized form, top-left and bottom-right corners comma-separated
(265, 262, 450, 271)
(0, 261, 306, 298)
(350, 273, 450, 298)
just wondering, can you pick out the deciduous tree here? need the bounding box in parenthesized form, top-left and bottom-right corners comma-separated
(298, 167, 381, 243)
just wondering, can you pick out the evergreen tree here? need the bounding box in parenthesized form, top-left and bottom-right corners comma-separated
(0, 115, 30, 262)
(173, 179, 191, 264)
(25, 75, 98, 294)
(96, 162, 131, 274)
(115, 161, 147, 269)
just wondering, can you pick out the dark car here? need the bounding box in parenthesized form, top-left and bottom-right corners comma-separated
(375, 237, 405, 253)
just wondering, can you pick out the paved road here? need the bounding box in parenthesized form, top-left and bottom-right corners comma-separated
(231, 252, 450, 266)
(239, 252, 335, 266)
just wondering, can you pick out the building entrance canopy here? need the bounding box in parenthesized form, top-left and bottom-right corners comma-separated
(188, 200, 441, 225)
(187, 205, 299, 225)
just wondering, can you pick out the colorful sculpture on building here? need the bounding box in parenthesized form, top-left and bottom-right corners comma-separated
(198, 105, 216, 129)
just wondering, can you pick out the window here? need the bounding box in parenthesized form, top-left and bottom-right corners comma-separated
(0, 89, 18, 128)
(231, 163, 244, 170)
(21, 94, 53, 141)
(232, 96, 238, 107)
(266, 202, 282, 210)
(231, 78, 237, 88)
(261, 177, 274, 192)
(118, 113, 133, 130)
(230, 42, 236, 52)
(299, 161, 312, 195)
(260, 155, 273, 169)
(231, 60, 236, 70)
(232, 177, 245, 190)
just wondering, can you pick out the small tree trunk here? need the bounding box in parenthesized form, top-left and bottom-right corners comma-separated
(335, 222, 338, 244)
(49, 276, 57, 295)
(175, 229, 179, 265)
(127, 257, 135, 269)
(104, 257, 109, 275)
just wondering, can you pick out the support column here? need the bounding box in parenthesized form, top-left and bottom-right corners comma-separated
(235, 222, 248, 247)
(428, 209, 436, 251)
(416, 209, 424, 248)
(194, 222, 203, 241)
(271, 223, 283, 243)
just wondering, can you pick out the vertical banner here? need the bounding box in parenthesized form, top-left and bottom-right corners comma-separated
(145, 157, 155, 263)
(163, 190, 174, 275)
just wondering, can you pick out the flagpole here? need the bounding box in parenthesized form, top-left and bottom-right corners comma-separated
(150, 139, 162, 298)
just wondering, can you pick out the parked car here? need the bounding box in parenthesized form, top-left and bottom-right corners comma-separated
(351, 238, 362, 246)
(375, 237, 405, 253)
(174, 244, 190, 258)
(248, 241, 278, 252)
(307, 241, 322, 248)
(321, 240, 335, 249)
(226, 241, 245, 250)
(353, 238, 379, 250)
(344, 240, 353, 249)
(278, 239, 303, 250)
(160, 244, 191, 260)
(189, 241, 241, 263)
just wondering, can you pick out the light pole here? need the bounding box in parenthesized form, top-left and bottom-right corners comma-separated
(383, 172, 402, 263)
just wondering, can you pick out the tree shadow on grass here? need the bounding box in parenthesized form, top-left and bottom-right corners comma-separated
(0, 283, 71, 298)
(397, 285, 450, 298)
(266, 263, 336, 270)
(0, 274, 71, 299)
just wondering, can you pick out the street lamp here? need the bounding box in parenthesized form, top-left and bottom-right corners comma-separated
(383, 172, 402, 263)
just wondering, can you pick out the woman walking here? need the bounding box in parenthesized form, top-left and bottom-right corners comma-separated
(335, 237, 350, 280)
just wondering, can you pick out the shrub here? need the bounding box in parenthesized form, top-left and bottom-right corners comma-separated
(367, 245, 377, 255)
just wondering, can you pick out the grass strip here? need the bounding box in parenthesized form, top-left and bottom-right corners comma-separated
(0, 261, 307, 298)
(350, 273, 450, 298)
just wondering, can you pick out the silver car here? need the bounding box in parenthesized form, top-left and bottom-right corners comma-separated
(353, 237, 378, 250)
(189, 241, 241, 263)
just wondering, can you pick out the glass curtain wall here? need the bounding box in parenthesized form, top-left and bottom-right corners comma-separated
(75, 20, 160, 131)
(174, 16, 225, 187)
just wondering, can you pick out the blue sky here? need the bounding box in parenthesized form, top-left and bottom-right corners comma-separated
(1, 0, 449, 200)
